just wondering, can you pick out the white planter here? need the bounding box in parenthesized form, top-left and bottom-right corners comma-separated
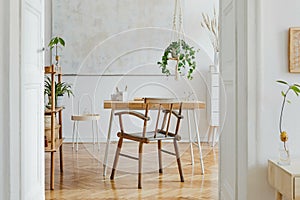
(48, 95, 64, 107)
(56, 96, 64, 107)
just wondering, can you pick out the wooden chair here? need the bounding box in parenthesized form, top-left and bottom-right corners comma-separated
(110, 98, 184, 189)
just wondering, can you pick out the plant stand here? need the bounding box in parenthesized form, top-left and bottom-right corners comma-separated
(44, 65, 64, 190)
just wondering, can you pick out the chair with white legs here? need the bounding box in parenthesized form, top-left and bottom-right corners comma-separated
(71, 94, 100, 151)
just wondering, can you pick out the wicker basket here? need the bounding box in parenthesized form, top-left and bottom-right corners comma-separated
(44, 115, 60, 142)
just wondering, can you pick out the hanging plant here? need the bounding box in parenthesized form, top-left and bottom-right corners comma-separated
(157, 39, 197, 80)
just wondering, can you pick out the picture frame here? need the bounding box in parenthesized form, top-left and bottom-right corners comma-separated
(289, 27, 300, 72)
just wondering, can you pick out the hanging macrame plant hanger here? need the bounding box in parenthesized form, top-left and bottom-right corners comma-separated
(171, 0, 185, 80)
(157, 0, 197, 80)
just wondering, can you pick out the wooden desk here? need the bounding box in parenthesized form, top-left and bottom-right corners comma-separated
(268, 159, 300, 200)
(103, 100, 206, 177)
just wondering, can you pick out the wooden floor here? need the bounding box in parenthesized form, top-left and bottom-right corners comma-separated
(45, 142, 218, 200)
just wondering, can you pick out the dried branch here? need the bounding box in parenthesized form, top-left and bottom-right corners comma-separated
(201, 7, 219, 52)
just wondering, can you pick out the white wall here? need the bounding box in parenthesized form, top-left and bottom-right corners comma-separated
(249, 0, 300, 199)
(46, 0, 219, 142)
(0, 0, 9, 199)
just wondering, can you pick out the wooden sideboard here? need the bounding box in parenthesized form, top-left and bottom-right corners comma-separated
(268, 159, 300, 200)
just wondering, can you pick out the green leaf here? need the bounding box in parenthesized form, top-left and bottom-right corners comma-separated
(281, 91, 285, 96)
(179, 54, 184, 60)
(291, 85, 300, 95)
(276, 80, 288, 85)
(287, 100, 291, 104)
(53, 37, 59, 45)
(294, 84, 300, 88)
(59, 38, 65, 46)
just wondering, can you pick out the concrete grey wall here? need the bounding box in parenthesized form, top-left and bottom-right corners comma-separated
(47, 0, 219, 142)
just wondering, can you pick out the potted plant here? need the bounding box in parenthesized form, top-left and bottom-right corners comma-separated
(276, 80, 300, 165)
(48, 36, 65, 65)
(44, 76, 74, 107)
(157, 39, 197, 80)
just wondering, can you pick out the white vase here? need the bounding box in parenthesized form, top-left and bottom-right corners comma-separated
(214, 51, 219, 66)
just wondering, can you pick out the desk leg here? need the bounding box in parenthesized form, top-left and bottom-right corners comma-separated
(276, 191, 282, 200)
(103, 109, 114, 177)
(193, 110, 204, 174)
(186, 110, 194, 165)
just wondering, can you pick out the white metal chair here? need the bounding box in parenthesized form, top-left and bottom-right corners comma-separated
(71, 94, 100, 151)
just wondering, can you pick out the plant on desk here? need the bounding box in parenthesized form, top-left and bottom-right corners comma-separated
(277, 80, 300, 165)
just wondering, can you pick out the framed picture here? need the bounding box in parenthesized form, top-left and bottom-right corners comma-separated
(289, 27, 300, 72)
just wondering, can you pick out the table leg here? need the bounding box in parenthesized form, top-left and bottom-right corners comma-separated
(186, 110, 194, 165)
(193, 110, 204, 174)
(103, 109, 114, 177)
(276, 191, 282, 200)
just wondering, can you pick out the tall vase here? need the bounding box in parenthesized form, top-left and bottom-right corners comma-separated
(214, 51, 220, 73)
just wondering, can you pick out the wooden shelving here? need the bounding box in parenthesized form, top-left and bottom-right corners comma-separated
(45, 138, 64, 152)
(45, 106, 64, 114)
(44, 64, 64, 190)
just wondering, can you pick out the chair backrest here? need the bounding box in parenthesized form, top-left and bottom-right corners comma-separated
(143, 98, 183, 138)
(77, 93, 95, 115)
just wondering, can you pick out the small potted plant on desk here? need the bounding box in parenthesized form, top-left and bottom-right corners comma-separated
(44, 76, 74, 108)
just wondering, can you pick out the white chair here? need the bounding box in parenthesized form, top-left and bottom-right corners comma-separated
(71, 94, 100, 151)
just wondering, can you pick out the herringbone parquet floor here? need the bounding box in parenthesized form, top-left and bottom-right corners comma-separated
(45, 142, 218, 200)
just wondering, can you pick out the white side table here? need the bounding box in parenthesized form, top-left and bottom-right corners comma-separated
(268, 159, 300, 200)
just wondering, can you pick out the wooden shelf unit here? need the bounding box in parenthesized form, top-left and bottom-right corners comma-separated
(44, 65, 64, 190)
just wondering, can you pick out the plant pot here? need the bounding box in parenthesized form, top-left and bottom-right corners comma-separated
(48, 96, 64, 107)
(56, 96, 64, 107)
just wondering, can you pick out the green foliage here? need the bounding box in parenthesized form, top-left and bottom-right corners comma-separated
(48, 36, 65, 63)
(44, 76, 74, 102)
(48, 36, 65, 50)
(277, 80, 300, 133)
(157, 40, 198, 80)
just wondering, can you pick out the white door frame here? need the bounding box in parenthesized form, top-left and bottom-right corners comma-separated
(9, 0, 22, 198)
(7, 0, 45, 199)
(218, 0, 259, 199)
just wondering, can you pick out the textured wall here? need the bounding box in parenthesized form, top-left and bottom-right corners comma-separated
(50, 0, 219, 142)
(52, 0, 216, 74)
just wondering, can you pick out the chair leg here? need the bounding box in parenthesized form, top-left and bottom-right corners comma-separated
(110, 137, 123, 180)
(95, 120, 100, 151)
(173, 139, 184, 182)
(92, 120, 95, 144)
(158, 140, 163, 174)
(138, 142, 144, 189)
(76, 122, 79, 151)
(72, 121, 75, 149)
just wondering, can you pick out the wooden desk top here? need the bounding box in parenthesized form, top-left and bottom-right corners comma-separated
(103, 100, 206, 110)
